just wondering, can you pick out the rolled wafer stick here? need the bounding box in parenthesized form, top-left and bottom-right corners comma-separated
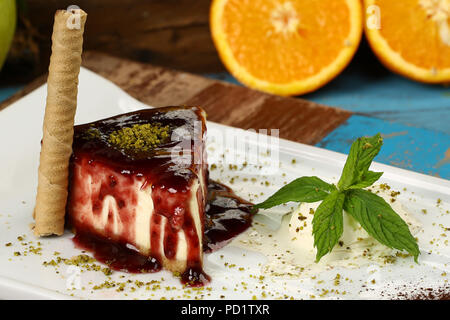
(34, 9, 87, 236)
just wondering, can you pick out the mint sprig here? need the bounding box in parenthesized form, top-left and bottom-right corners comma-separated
(337, 134, 383, 190)
(254, 176, 335, 209)
(344, 189, 419, 262)
(312, 190, 345, 262)
(254, 134, 420, 262)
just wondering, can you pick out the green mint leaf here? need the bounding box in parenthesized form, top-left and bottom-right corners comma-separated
(254, 176, 335, 210)
(346, 171, 383, 190)
(343, 189, 420, 262)
(337, 134, 383, 190)
(312, 190, 345, 262)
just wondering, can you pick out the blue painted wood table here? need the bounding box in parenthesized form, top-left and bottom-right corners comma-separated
(206, 48, 450, 180)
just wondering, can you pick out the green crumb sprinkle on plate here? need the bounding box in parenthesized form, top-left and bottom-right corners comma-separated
(108, 123, 170, 153)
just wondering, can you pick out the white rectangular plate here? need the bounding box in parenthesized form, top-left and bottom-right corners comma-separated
(0, 68, 449, 300)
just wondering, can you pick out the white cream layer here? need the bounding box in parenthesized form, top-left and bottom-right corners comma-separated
(72, 167, 205, 264)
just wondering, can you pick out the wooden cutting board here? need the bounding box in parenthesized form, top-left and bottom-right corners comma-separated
(0, 51, 351, 145)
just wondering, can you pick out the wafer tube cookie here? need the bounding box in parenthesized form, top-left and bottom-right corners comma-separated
(34, 9, 87, 236)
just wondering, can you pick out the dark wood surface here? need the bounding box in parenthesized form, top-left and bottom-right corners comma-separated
(1, 51, 351, 145)
(5, 0, 221, 81)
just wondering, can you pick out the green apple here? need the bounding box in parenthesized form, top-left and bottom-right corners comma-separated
(0, 0, 17, 70)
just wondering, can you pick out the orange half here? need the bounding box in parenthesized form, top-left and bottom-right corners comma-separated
(210, 0, 363, 96)
(364, 0, 450, 84)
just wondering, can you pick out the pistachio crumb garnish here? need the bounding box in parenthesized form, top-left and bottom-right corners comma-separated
(109, 123, 170, 153)
(84, 127, 101, 140)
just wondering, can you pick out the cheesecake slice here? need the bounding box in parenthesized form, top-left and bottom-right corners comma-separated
(67, 106, 208, 283)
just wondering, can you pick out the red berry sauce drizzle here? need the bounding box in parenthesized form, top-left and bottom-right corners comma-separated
(72, 179, 254, 287)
